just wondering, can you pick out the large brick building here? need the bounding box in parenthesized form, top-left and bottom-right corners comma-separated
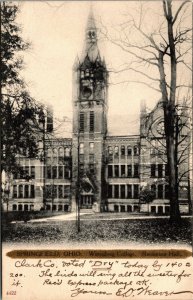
(4, 11, 190, 214)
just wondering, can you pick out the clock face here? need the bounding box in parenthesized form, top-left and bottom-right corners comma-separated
(82, 86, 92, 99)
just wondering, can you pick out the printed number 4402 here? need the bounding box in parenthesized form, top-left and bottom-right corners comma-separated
(7, 291, 16, 296)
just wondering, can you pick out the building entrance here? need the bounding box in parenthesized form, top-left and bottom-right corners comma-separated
(80, 195, 93, 209)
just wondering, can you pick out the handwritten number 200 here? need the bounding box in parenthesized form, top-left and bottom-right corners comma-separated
(10, 273, 23, 277)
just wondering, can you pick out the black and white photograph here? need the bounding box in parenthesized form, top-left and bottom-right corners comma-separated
(1, 1, 193, 300)
(1, 1, 192, 250)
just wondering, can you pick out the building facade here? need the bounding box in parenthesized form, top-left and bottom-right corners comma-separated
(3, 12, 190, 214)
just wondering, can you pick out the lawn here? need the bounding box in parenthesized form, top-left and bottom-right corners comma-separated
(2, 217, 192, 247)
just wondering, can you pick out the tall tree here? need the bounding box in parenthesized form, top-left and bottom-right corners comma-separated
(101, 0, 192, 222)
(1, 2, 42, 173)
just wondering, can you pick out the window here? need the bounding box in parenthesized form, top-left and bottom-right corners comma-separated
(79, 113, 84, 132)
(64, 205, 69, 212)
(108, 185, 112, 198)
(127, 165, 132, 177)
(90, 111, 94, 132)
(46, 166, 51, 179)
(158, 185, 163, 198)
(108, 165, 113, 178)
(81, 70, 84, 78)
(52, 185, 57, 198)
(13, 185, 17, 198)
(19, 185, 23, 198)
(127, 185, 132, 198)
(46, 148, 52, 164)
(133, 185, 139, 198)
(158, 164, 163, 178)
(114, 146, 119, 158)
(89, 142, 94, 153)
(65, 147, 70, 157)
(80, 154, 84, 163)
(80, 143, 84, 154)
(24, 185, 29, 198)
(52, 166, 57, 179)
(134, 165, 139, 177)
(121, 165, 125, 177)
(121, 145, 125, 156)
(45, 185, 50, 198)
(58, 166, 63, 179)
(108, 146, 113, 162)
(114, 205, 119, 212)
(165, 164, 169, 177)
(127, 147, 132, 156)
(165, 185, 169, 199)
(89, 164, 94, 174)
(31, 166, 35, 179)
(52, 148, 58, 164)
(13, 204, 17, 211)
(64, 166, 71, 178)
(85, 69, 89, 77)
(134, 146, 139, 155)
(58, 147, 64, 163)
(121, 185, 125, 198)
(114, 165, 119, 177)
(64, 186, 70, 198)
(89, 154, 94, 163)
(108, 146, 113, 155)
(24, 166, 29, 178)
(120, 205, 125, 212)
(58, 185, 63, 198)
(31, 185, 35, 198)
(151, 184, 156, 196)
(24, 204, 28, 211)
(151, 164, 156, 177)
(114, 185, 119, 198)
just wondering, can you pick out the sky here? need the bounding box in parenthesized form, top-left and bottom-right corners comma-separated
(16, 1, 192, 136)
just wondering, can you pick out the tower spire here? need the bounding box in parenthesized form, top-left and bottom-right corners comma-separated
(82, 6, 100, 63)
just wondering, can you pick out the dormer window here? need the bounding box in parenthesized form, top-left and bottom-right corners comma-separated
(85, 69, 89, 77)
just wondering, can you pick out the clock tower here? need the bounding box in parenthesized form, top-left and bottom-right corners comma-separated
(71, 10, 108, 212)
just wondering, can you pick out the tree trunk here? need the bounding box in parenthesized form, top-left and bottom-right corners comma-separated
(158, 1, 181, 223)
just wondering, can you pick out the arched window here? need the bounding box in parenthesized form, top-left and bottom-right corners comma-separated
(108, 146, 113, 154)
(85, 69, 89, 77)
(58, 147, 64, 164)
(12, 204, 17, 211)
(81, 70, 84, 78)
(127, 146, 132, 156)
(53, 148, 57, 157)
(65, 147, 70, 157)
(134, 146, 139, 156)
(121, 145, 125, 156)
(47, 148, 52, 158)
(58, 147, 64, 157)
(114, 146, 119, 157)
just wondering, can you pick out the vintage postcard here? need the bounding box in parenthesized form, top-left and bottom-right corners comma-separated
(1, 1, 193, 299)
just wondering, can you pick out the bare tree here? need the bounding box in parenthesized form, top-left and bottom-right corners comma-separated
(100, 0, 192, 222)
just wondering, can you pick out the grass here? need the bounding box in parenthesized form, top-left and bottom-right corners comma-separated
(1, 211, 69, 225)
(2, 217, 192, 247)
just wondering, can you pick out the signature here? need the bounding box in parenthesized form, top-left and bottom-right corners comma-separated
(116, 286, 193, 297)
